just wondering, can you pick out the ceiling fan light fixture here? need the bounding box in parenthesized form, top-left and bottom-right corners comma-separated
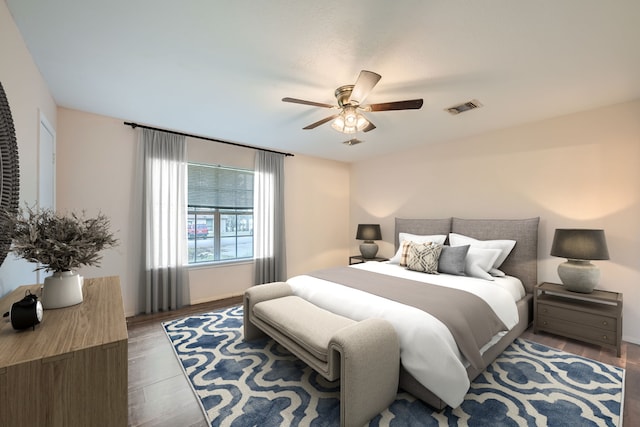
(343, 106, 358, 126)
(331, 106, 369, 134)
(283, 70, 423, 133)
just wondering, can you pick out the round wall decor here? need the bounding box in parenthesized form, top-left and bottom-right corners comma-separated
(0, 81, 20, 266)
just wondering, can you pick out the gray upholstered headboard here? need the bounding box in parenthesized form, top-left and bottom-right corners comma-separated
(395, 217, 539, 293)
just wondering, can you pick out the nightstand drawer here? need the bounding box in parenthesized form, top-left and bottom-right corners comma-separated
(537, 302, 616, 332)
(537, 315, 618, 346)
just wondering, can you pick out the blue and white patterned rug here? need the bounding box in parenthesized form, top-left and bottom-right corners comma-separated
(163, 305, 625, 426)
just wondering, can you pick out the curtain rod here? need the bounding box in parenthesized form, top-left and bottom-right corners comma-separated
(123, 122, 294, 157)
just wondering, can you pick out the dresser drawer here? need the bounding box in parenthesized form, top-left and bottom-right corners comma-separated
(537, 315, 618, 347)
(537, 302, 616, 332)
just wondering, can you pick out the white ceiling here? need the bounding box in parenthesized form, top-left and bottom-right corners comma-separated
(6, 1, 640, 162)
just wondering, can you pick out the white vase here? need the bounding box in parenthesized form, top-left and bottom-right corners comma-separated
(42, 271, 84, 309)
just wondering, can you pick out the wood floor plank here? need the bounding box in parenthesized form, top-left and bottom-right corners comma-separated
(128, 301, 638, 426)
(624, 360, 640, 423)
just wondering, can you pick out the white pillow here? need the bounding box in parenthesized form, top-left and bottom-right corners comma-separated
(464, 247, 501, 281)
(449, 233, 516, 276)
(389, 233, 447, 264)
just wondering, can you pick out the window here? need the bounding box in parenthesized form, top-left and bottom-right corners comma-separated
(187, 163, 253, 264)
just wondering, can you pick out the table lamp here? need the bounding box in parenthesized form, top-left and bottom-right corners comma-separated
(356, 224, 382, 259)
(550, 229, 609, 293)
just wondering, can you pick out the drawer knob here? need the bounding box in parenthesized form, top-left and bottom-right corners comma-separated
(602, 335, 608, 340)
(542, 321, 548, 326)
(542, 308, 548, 313)
(602, 321, 608, 326)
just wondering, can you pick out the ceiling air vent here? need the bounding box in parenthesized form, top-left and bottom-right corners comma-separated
(343, 138, 363, 146)
(445, 99, 483, 115)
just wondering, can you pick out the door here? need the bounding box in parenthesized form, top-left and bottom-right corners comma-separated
(38, 112, 56, 283)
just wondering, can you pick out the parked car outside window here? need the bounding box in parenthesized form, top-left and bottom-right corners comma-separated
(188, 223, 208, 239)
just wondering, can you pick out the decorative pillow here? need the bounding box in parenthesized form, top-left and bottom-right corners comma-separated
(464, 247, 501, 281)
(449, 233, 516, 276)
(398, 239, 442, 266)
(389, 233, 447, 264)
(437, 245, 470, 275)
(396, 240, 424, 266)
(406, 242, 442, 274)
(398, 240, 413, 267)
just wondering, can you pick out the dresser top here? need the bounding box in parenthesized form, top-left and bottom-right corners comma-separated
(0, 276, 128, 368)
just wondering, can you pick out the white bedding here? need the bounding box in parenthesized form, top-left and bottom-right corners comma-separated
(287, 261, 525, 408)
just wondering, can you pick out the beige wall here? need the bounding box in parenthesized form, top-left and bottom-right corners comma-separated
(55, 108, 350, 315)
(56, 109, 140, 313)
(285, 155, 351, 277)
(0, 1, 57, 296)
(350, 99, 640, 344)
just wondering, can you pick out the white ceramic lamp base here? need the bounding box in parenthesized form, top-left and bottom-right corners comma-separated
(42, 271, 84, 309)
(558, 260, 600, 293)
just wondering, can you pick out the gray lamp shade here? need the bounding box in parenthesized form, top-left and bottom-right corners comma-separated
(356, 224, 382, 242)
(550, 229, 610, 260)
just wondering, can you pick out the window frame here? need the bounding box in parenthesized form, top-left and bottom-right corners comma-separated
(186, 163, 254, 265)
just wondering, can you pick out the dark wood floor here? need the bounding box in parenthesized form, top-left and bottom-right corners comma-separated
(127, 297, 242, 427)
(127, 298, 639, 426)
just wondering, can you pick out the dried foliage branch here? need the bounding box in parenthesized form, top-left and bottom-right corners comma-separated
(1, 205, 118, 272)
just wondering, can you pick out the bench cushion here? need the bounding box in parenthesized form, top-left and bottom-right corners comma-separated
(253, 296, 356, 362)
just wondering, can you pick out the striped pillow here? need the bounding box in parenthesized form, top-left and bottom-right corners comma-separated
(399, 240, 414, 266)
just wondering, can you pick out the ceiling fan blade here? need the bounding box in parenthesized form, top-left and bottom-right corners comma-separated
(302, 114, 339, 130)
(363, 120, 376, 132)
(366, 99, 424, 112)
(348, 70, 382, 105)
(282, 97, 335, 109)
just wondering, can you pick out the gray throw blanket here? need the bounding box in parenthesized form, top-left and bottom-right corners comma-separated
(308, 266, 507, 369)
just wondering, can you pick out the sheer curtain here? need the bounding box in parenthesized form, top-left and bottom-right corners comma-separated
(254, 151, 286, 284)
(140, 129, 189, 313)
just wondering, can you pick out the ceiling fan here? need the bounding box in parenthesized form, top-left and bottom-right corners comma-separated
(282, 70, 423, 134)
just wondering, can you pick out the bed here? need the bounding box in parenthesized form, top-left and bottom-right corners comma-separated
(286, 217, 539, 410)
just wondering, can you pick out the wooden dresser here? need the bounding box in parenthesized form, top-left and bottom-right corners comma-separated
(534, 281, 623, 356)
(0, 276, 128, 427)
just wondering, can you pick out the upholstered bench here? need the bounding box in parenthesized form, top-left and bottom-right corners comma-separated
(244, 282, 400, 427)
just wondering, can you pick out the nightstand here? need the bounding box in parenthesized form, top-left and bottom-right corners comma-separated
(349, 255, 389, 265)
(534, 282, 623, 357)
